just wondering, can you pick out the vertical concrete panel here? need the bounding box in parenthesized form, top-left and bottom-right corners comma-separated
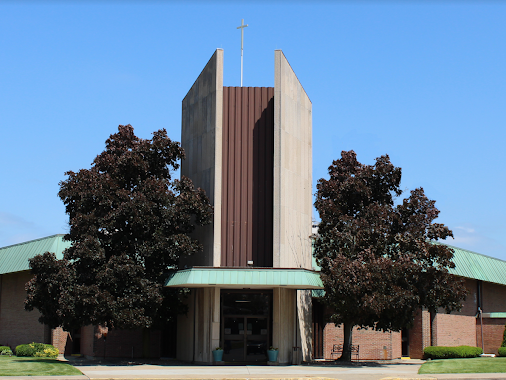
(211, 287, 221, 353)
(177, 290, 195, 361)
(273, 50, 312, 368)
(181, 49, 223, 267)
(273, 288, 296, 364)
(273, 50, 312, 270)
(194, 289, 206, 362)
(187, 288, 221, 364)
(298, 290, 313, 361)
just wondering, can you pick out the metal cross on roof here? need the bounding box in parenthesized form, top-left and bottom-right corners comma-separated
(237, 19, 248, 87)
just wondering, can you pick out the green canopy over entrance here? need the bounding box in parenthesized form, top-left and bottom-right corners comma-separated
(164, 267, 323, 289)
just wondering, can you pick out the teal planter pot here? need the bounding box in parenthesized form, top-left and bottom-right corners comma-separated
(267, 349, 278, 362)
(212, 349, 224, 362)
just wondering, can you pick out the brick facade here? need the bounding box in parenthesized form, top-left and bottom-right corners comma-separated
(80, 325, 95, 357)
(2, 267, 505, 360)
(429, 278, 477, 348)
(53, 324, 163, 358)
(408, 309, 431, 359)
(52, 327, 69, 354)
(0, 272, 46, 350)
(318, 278, 506, 360)
(477, 318, 506, 355)
(93, 326, 162, 359)
(432, 314, 476, 347)
(323, 323, 401, 360)
(475, 281, 506, 355)
(0, 270, 165, 358)
(483, 282, 506, 312)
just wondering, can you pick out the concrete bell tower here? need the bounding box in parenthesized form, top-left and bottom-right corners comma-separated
(169, 49, 319, 364)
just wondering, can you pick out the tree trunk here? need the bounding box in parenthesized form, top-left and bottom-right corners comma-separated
(430, 311, 436, 347)
(338, 322, 353, 361)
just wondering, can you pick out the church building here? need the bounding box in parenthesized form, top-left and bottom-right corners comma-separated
(0, 49, 505, 364)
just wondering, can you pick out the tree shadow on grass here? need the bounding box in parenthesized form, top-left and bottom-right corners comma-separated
(12, 358, 65, 364)
(304, 360, 423, 368)
(65, 356, 189, 367)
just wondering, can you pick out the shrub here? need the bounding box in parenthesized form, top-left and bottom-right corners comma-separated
(498, 347, 506, 357)
(34, 346, 59, 358)
(15, 344, 37, 357)
(423, 345, 483, 359)
(0, 346, 12, 356)
(15, 343, 58, 358)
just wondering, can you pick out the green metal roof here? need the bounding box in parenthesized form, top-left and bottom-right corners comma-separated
(0, 235, 70, 275)
(311, 243, 506, 286)
(3, 234, 504, 289)
(165, 267, 324, 289)
(446, 244, 506, 286)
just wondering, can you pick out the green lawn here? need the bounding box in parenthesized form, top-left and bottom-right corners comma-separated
(0, 356, 83, 376)
(419, 357, 506, 374)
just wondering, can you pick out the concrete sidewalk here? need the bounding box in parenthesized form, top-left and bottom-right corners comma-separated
(72, 360, 425, 380)
(2, 358, 506, 380)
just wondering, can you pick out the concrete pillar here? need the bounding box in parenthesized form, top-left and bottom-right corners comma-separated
(298, 289, 313, 362)
(178, 288, 220, 364)
(176, 290, 195, 362)
(272, 287, 296, 364)
(273, 288, 313, 364)
(211, 287, 221, 354)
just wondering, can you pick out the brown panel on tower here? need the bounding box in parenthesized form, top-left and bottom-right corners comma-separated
(221, 87, 274, 267)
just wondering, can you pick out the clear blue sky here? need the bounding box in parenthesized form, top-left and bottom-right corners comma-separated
(1, 2, 505, 261)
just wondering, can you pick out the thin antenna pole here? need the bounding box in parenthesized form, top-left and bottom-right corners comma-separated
(237, 19, 248, 87)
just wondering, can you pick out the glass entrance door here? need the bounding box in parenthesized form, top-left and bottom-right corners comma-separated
(223, 317, 245, 361)
(221, 291, 272, 362)
(245, 317, 268, 361)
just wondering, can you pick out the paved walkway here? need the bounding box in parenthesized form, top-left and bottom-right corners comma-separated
(2, 358, 506, 380)
(74, 360, 429, 380)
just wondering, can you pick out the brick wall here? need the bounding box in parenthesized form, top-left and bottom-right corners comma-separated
(459, 278, 478, 316)
(476, 318, 506, 355)
(408, 309, 430, 359)
(316, 277, 500, 361)
(323, 323, 401, 360)
(0, 272, 45, 350)
(433, 313, 476, 347)
(93, 326, 162, 358)
(426, 278, 478, 349)
(391, 331, 402, 359)
(479, 281, 506, 354)
(52, 327, 69, 354)
(81, 325, 95, 357)
(482, 282, 506, 312)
